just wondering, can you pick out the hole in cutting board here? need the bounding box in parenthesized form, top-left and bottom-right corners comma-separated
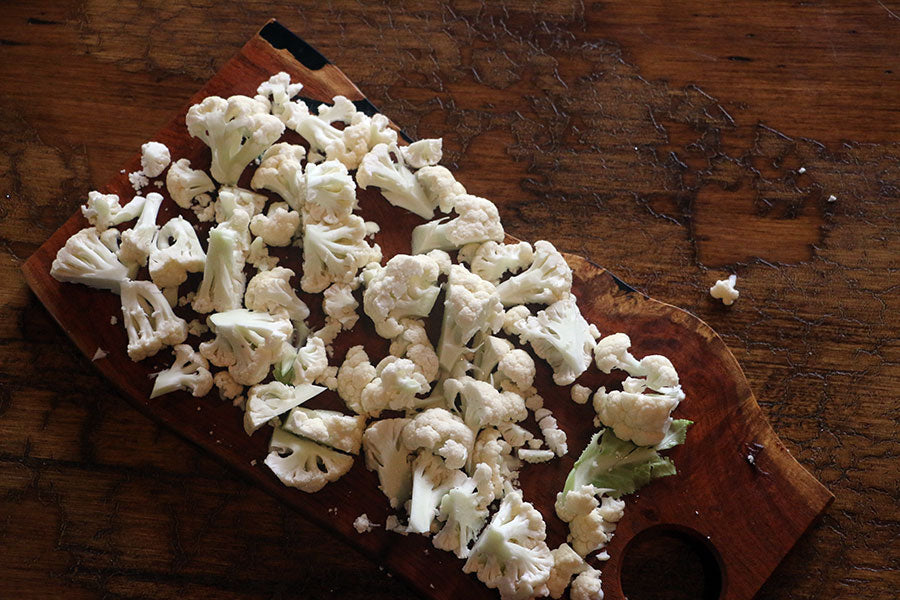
(619, 525, 723, 600)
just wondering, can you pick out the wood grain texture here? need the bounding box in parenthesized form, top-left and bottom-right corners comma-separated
(1, 2, 897, 600)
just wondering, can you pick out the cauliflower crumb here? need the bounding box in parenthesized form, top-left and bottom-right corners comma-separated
(798, 167, 806, 174)
(178, 292, 196, 307)
(709, 274, 739, 306)
(827, 194, 837, 202)
(571, 384, 591, 405)
(92, 348, 108, 361)
(109, 315, 118, 326)
(353, 513, 380, 533)
(385, 515, 408, 535)
(187, 318, 209, 337)
(525, 392, 544, 412)
(518, 448, 555, 463)
(128, 170, 149, 192)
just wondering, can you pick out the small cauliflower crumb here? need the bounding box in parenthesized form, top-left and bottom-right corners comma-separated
(128, 170, 149, 192)
(798, 167, 806, 174)
(109, 315, 118, 325)
(385, 515, 408, 535)
(187, 318, 209, 337)
(353, 513, 380, 533)
(827, 194, 837, 202)
(518, 448, 555, 463)
(710, 274, 740, 306)
(92, 348, 108, 361)
(571, 384, 591, 405)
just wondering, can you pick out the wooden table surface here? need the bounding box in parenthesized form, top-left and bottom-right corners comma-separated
(1, 1, 897, 599)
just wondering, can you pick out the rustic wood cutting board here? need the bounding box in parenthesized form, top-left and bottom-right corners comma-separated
(20, 20, 833, 600)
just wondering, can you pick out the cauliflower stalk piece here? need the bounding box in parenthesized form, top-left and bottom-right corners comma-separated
(495, 240, 572, 306)
(265, 427, 354, 493)
(51, 227, 133, 293)
(166, 158, 215, 210)
(362, 418, 414, 509)
(356, 143, 435, 219)
(186, 95, 285, 185)
(243, 381, 325, 434)
(284, 406, 365, 454)
(250, 143, 307, 211)
(192, 226, 246, 314)
(150, 344, 213, 398)
(120, 280, 188, 361)
(555, 484, 624, 558)
(402, 408, 474, 470)
(250, 202, 300, 247)
(509, 297, 599, 385)
(80, 192, 146, 232)
(463, 490, 553, 600)
(148, 216, 206, 288)
(412, 195, 504, 254)
(433, 470, 491, 559)
(200, 309, 293, 386)
(302, 214, 381, 293)
(244, 267, 309, 323)
(118, 192, 163, 267)
(362, 254, 442, 339)
(408, 453, 467, 534)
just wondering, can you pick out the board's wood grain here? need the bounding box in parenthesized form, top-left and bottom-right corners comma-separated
(20, 20, 832, 600)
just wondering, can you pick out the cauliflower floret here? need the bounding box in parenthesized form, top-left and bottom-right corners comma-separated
(710, 274, 739, 306)
(400, 138, 442, 169)
(244, 267, 309, 322)
(408, 453, 467, 534)
(512, 296, 599, 386)
(497, 349, 536, 391)
(471, 428, 521, 500)
(593, 332, 640, 374)
(537, 409, 568, 456)
(119, 280, 188, 361)
(547, 543, 589, 599)
(571, 384, 592, 405)
(254, 71, 303, 117)
(444, 376, 528, 430)
(356, 143, 435, 219)
(469, 241, 535, 284)
(192, 226, 246, 314)
(265, 427, 354, 493)
(333, 111, 398, 170)
(281, 95, 359, 164)
(389, 319, 439, 382)
(249, 142, 307, 211)
(362, 254, 442, 339)
(247, 236, 279, 271)
(150, 344, 212, 398)
(186, 95, 285, 185)
(402, 408, 474, 470)
(80, 192, 146, 232)
(140, 141, 171, 177)
(411, 195, 504, 254)
(555, 485, 624, 558)
(284, 406, 365, 454)
(593, 377, 685, 447)
(323, 283, 359, 329)
(305, 160, 357, 224)
(463, 490, 553, 600)
(278, 336, 329, 386)
(148, 216, 206, 288)
(200, 309, 293, 386)
(51, 227, 133, 293)
(249, 202, 300, 247)
(472, 336, 513, 382)
(336, 345, 377, 414)
(416, 165, 467, 213)
(360, 356, 430, 416)
(495, 240, 572, 306)
(215, 186, 267, 225)
(166, 158, 215, 210)
(433, 472, 490, 558)
(570, 568, 604, 600)
(362, 418, 413, 508)
(213, 372, 243, 404)
(243, 381, 325, 434)
(118, 192, 163, 267)
(437, 265, 505, 376)
(302, 214, 381, 293)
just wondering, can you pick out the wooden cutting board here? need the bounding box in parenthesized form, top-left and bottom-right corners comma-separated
(20, 20, 833, 600)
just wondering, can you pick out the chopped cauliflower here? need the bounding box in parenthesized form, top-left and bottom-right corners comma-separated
(593, 377, 684, 447)
(360, 356, 430, 416)
(250, 202, 300, 247)
(555, 484, 624, 558)
(495, 240, 572, 307)
(433, 472, 490, 558)
(200, 309, 293, 386)
(400, 138, 443, 169)
(323, 283, 359, 329)
(710, 273, 739, 305)
(362, 253, 442, 339)
(250, 143, 307, 211)
(471, 428, 521, 500)
(336, 345, 377, 414)
(570, 567, 604, 600)
(140, 141, 171, 177)
(469, 241, 534, 284)
(402, 408, 474, 470)
(411, 195, 504, 254)
(150, 344, 213, 398)
(416, 165, 466, 213)
(119, 280, 188, 361)
(444, 376, 527, 431)
(244, 267, 309, 322)
(497, 350, 536, 391)
(302, 214, 381, 293)
(243, 381, 325, 434)
(265, 427, 354, 493)
(353, 513, 378, 534)
(389, 319, 439, 382)
(518, 448, 555, 463)
(547, 543, 589, 599)
(80, 192, 145, 232)
(254, 71, 303, 118)
(166, 158, 215, 210)
(213, 371, 243, 401)
(356, 143, 434, 219)
(51, 227, 133, 293)
(118, 192, 163, 267)
(362, 418, 414, 508)
(191, 225, 246, 314)
(571, 383, 592, 405)
(148, 216, 206, 288)
(284, 406, 365, 454)
(305, 159, 357, 224)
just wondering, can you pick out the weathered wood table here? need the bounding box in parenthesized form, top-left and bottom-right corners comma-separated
(1, 2, 897, 599)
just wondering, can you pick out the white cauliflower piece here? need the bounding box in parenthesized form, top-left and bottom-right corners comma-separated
(537, 410, 568, 456)
(571, 384, 592, 405)
(148, 216, 206, 288)
(362, 418, 413, 508)
(471, 428, 521, 500)
(362, 254, 442, 339)
(518, 448, 555, 463)
(555, 485, 625, 558)
(356, 143, 435, 219)
(336, 345, 377, 414)
(166, 158, 215, 210)
(249, 202, 300, 247)
(244, 267, 309, 322)
(249, 143, 307, 211)
(140, 141, 171, 177)
(150, 344, 212, 398)
(444, 376, 527, 430)
(80, 192, 145, 232)
(119, 280, 188, 361)
(191, 226, 246, 314)
(215, 186, 266, 224)
(279, 336, 329, 386)
(416, 165, 467, 213)
(265, 427, 354, 493)
(51, 227, 133, 293)
(411, 195, 504, 254)
(352, 513, 378, 534)
(402, 408, 474, 470)
(497, 349, 536, 391)
(214, 371, 243, 401)
(284, 406, 365, 454)
(400, 138, 442, 169)
(472, 335, 513, 382)
(247, 236, 279, 271)
(433, 473, 490, 559)
(463, 490, 553, 600)
(547, 543, 589, 599)
(199, 309, 292, 386)
(305, 159, 357, 224)
(408, 453, 467, 535)
(281, 95, 357, 164)
(495, 240, 572, 306)
(469, 241, 534, 284)
(255, 71, 303, 117)
(593, 332, 640, 374)
(323, 283, 359, 329)
(334, 111, 398, 170)
(710, 273, 740, 305)
(301, 214, 381, 293)
(570, 568, 604, 600)
(243, 381, 325, 434)
(593, 377, 685, 447)
(186, 95, 285, 185)
(389, 319, 439, 382)
(118, 192, 163, 267)
(360, 356, 430, 416)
